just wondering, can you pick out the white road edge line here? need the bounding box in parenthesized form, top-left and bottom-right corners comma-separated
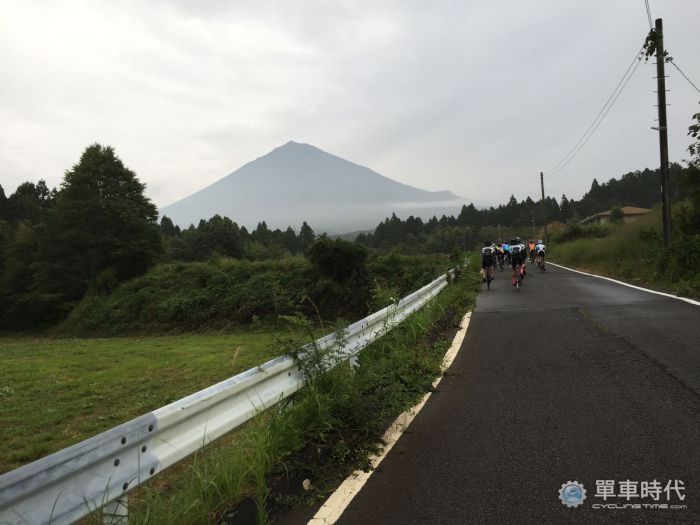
(548, 262, 700, 307)
(308, 311, 473, 525)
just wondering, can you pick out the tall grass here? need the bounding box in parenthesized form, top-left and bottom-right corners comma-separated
(551, 208, 700, 296)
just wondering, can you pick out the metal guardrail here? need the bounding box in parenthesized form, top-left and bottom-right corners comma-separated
(0, 270, 455, 525)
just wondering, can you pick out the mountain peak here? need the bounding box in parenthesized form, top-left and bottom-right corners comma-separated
(162, 143, 465, 233)
(271, 140, 322, 155)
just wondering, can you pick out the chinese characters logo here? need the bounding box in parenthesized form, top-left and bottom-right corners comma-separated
(558, 479, 687, 511)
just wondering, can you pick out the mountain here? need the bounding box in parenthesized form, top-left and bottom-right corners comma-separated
(161, 141, 465, 233)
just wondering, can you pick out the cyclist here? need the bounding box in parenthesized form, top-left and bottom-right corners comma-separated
(528, 240, 536, 262)
(502, 241, 510, 264)
(535, 239, 547, 271)
(509, 237, 526, 286)
(515, 237, 527, 276)
(495, 242, 505, 270)
(481, 241, 495, 285)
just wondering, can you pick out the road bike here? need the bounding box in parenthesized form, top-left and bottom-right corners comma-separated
(497, 253, 505, 271)
(514, 262, 524, 292)
(537, 254, 546, 273)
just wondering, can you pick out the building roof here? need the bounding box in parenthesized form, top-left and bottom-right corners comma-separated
(579, 206, 651, 224)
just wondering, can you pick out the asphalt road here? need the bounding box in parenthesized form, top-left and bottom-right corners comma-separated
(335, 263, 700, 524)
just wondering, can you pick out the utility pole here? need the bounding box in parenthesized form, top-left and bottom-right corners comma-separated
(531, 218, 536, 239)
(654, 18, 672, 247)
(540, 172, 548, 243)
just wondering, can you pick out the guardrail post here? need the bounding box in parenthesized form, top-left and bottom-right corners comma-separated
(103, 495, 128, 524)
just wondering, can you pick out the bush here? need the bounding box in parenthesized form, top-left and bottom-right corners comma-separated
(550, 222, 613, 243)
(56, 250, 453, 336)
(308, 238, 372, 320)
(59, 258, 312, 335)
(610, 206, 624, 222)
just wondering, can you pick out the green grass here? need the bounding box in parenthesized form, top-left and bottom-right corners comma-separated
(550, 208, 700, 297)
(0, 332, 287, 474)
(1, 258, 478, 525)
(125, 261, 480, 524)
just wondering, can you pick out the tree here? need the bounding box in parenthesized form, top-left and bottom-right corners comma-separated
(307, 237, 371, 319)
(560, 194, 573, 221)
(5, 180, 55, 224)
(160, 215, 180, 237)
(38, 144, 161, 306)
(0, 184, 6, 221)
(282, 226, 298, 253)
(674, 103, 700, 236)
(689, 103, 700, 161)
(252, 221, 271, 245)
(298, 221, 315, 253)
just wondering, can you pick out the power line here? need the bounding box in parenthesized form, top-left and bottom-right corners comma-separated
(668, 58, 700, 94)
(545, 46, 642, 175)
(544, 45, 644, 178)
(644, 0, 653, 30)
(546, 55, 643, 179)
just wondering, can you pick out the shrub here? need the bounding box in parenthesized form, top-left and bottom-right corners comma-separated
(550, 222, 613, 243)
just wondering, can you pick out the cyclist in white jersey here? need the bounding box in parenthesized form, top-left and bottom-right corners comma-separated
(509, 237, 526, 286)
(481, 241, 495, 284)
(535, 239, 546, 271)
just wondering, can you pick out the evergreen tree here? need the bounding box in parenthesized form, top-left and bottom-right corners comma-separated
(5, 180, 55, 224)
(282, 226, 299, 253)
(0, 184, 6, 221)
(560, 194, 573, 221)
(37, 144, 161, 309)
(299, 221, 315, 253)
(160, 215, 180, 237)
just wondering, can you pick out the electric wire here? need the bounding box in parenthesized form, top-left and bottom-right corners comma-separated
(668, 59, 700, 94)
(544, 45, 644, 178)
(644, 0, 653, 30)
(546, 55, 643, 179)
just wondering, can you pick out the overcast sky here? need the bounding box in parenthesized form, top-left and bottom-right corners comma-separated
(2, 0, 699, 210)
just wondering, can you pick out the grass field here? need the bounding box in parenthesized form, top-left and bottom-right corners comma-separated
(0, 261, 478, 524)
(0, 332, 288, 474)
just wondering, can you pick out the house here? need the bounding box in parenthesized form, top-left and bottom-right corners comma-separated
(579, 206, 651, 225)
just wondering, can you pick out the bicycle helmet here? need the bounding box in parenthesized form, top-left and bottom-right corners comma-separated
(484, 240, 491, 246)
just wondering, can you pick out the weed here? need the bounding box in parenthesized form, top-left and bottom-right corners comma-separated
(121, 264, 479, 524)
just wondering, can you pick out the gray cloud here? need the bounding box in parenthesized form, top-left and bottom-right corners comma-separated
(1, 0, 699, 210)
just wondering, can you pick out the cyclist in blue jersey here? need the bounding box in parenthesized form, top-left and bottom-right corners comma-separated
(502, 242, 510, 264)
